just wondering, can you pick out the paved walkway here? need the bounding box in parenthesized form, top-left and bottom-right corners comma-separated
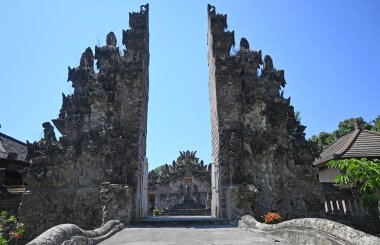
(99, 226, 290, 245)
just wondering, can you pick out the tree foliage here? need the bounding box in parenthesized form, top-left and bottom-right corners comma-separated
(310, 132, 335, 152)
(327, 158, 380, 193)
(372, 116, 380, 133)
(311, 116, 379, 151)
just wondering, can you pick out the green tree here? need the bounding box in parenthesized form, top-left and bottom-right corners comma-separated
(310, 131, 335, 151)
(372, 116, 380, 132)
(334, 117, 372, 138)
(310, 116, 377, 152)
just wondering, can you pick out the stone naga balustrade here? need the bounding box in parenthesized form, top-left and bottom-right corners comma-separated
(27, 220, 124, 245)
(238, 215, 380, 245)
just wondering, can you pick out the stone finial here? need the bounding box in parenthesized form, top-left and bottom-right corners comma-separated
(208, 4, 216, 15)
(80, 47, 94, 69)
(140, 3, 149, 13)
(179, 150, 197, 160)
(264, 55, 273, 70)
(240, 38, 250, 50)
(58, 93, 68, 119)
(42, 122, 56, 142)
(106, 32, 117, 46)
(262, 55, 274, 76)
(128, 4, 149, 31)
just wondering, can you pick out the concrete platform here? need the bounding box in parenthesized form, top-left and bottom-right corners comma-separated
(99, 226, 290, 245)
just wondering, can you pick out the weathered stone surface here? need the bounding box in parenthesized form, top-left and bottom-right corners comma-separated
(19, 4, 149, 241)
(207, 4, 324, 220)
(226, 185, 259, 220)
(238, 215, 380, 245)
(148, 151, 211, 211)
(100, 182, 131, 225)
(27, 220, 124, 245)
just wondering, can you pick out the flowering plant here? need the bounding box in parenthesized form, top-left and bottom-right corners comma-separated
(0, 211, 25, 245)
(263, 212, 281, 224)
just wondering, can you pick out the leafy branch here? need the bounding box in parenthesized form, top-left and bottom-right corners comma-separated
(327, 158, 380, 193)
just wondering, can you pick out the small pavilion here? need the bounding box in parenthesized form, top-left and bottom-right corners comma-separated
(0, 132, 30, 214)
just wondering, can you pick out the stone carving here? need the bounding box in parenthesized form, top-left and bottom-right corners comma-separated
(80, 47, 94, 69)
(106, 32, 117, 46)
(179, 150, 197, 160)
(99, 182, 130, 225)
(240, 184, 259, 201)
(208, 5, 324, 220)
(27, 220, 124, 245)
(239, 215, 380, 245)
(240, 37, 250, 50)
(228, 184, 259, 220)
(29, 165, 48, 182)
(19, 4, 149, 242)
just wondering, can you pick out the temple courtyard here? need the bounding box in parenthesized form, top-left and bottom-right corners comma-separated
(99, 226, 287, 245)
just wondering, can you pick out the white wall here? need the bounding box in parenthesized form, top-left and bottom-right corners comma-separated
(318, 167, 340, 183)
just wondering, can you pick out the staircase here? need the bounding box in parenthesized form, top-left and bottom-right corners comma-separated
(131, 216, 230, 227)
(161, 208, 211, 216)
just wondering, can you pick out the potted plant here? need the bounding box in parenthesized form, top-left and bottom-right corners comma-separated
(152, 209, 160, 216)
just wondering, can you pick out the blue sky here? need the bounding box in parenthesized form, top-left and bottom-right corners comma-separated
(0, 1, 379, 170)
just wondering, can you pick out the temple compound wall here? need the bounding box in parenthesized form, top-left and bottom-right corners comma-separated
(18, 4, 149, 241)
(207, 5, 325, 221)
(148, 151, 211, 212)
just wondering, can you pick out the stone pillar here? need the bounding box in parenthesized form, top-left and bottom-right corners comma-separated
(207, 4, 324, 221)
(347, 199, 353, 215)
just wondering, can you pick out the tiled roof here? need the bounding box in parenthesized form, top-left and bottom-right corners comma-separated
(0, 132, 28, 162)
(314, 129, 380, 166)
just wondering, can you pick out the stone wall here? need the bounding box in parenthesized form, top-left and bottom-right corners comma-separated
(19, 4, 149, 241)
(207, 5, 324, 220)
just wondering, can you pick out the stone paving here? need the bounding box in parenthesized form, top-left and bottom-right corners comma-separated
(99, 225, 290, 245)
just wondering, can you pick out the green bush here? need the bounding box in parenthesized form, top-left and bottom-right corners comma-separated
(152, 209, 160, 216)
(0, 211, 25, 245)
(361, 193, 379, 209)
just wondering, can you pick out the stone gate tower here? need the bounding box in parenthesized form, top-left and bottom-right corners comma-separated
(207, 5, 324, 220)
(19, 4, 149, 240)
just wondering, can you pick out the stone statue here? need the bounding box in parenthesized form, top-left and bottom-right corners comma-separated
(206, 193, 211, 209)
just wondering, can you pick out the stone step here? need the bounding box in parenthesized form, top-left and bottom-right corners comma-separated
(130, 216, 230, 227)
(161, 209, 211, 216)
